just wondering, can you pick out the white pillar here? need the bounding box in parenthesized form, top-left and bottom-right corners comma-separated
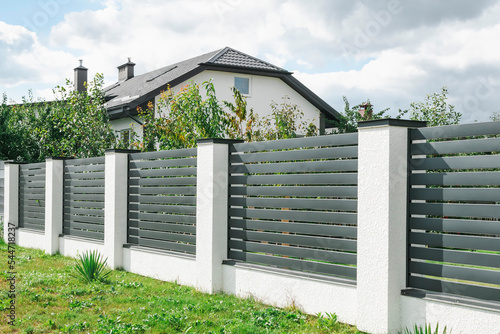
(45, 158, 64, 255)
(4, 162, 19, 243)
(104, 149, 135, 269)
(195, 139, 240, 294)
(356, 119, 426, 334)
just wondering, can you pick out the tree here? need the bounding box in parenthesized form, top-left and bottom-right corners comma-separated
(257, 96, 318, 140)
(331, 97, 389, 133)
(1, 74, 117, 162)
(397, 86, 461, 126)
(135, 80, 229, 151)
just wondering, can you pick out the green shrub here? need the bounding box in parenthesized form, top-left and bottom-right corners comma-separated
(72, 250, 112, 283)
(401, 323, 449, 334)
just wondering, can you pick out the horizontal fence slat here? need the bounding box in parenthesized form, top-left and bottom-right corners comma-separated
(128, 212, 196, 224)
(128, 186, 196, 195)
(409, 246, 500, 269)
(230, 173, 357, 186)
(411, 137, 500, 156)
(229, 185, 357, 198)
(129, 157, 197, 169)
(64, 193, 105, 201)
(230, 208, 357, 225)
(231, 133, 358, 152)
(63, 221, 104, 232)
(408, 275, 500, 302)
(63, 207, 104, 216)
(410, 231, 500, 252)
(410, 172, 500, 186)
(64, 172, 105, 180)
(128, 195, 196, 205)
(64, 200, 105, 209)
(19, 204, 45, 213)
(229, 197, 357, 211)
(19, 174, 45, 181)
(409, 261, 500, 286)
(133, 229, 195, 244)
(64, 214, 105, 224)
(19, 211, 45, 219)
(229, 239, 357, 265)
(128, 203, 196, 215)
(20, 162, 46, 170)
(19, 222, 44, 231)
(410, 121, 500, 140)
(128, 177, 196, 186)
(230, 146, 358, 164)
(128, 237, 195, 254)
(229, 229, 357, 252)
(19, 180, 46, 187)
(64, 164, 105, 173)
(128, 167, 197, 178)
(229, 218, 357, 238)
(228, 251, 356, 279)
(63, 228, 104, 240)
(18, 217, 44, 226)
(63, 179, 105, 187)
(63, 186, 104, 194)
(128, 220, 195, 234)
(64, 156, 105, 166)
(128, 148, 197, 161)
(410, 187, 500, 202)
(410, 202, 500, 219)
(410, 217, 500, 235)
(230, 159, 358, 174)
(411, 155, 500, 171)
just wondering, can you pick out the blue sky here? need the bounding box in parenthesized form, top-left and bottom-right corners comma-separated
(1, 0, 500, 123)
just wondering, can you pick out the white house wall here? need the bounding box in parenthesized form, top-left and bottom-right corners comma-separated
(154, 70, 322, 135)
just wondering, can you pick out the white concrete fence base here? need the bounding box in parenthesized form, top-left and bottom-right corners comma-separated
(3, 123, 500, 334)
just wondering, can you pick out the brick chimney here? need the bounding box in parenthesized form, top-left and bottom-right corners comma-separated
(359, 102, 373, 120)
(117, 57, 135, 81)
(74, 59, 88, 92)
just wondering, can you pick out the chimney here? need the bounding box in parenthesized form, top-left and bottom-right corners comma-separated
(74, 59, 88, 92)
(117, 57, 135, 81)
(359, 102, 373, 120)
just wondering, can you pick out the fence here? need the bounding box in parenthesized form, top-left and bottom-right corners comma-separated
(63, 157, 106, 240)
(127, 148, 197, 254)
(3, 119, 500, 334)
(228, 134, 358, 280)
(408, 122, 500, 303)
(19, 162, 46, 231)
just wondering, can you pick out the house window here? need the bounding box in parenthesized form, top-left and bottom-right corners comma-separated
(234, 77, 250, 95)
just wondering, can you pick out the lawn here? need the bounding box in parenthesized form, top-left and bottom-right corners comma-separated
(0, 241, 363, 333)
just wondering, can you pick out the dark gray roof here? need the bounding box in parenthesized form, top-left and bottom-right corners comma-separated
(104, 47, 340, 121)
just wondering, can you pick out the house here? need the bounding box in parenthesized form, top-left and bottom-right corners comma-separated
(74, 47, 341, 140)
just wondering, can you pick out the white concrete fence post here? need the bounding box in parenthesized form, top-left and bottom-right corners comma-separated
(3, 162, 20, 243)
(195, 139, 242, 294)
(45, 157, 65, 255)
(356, 119, 426, 334)
(104, 149, 138, 269)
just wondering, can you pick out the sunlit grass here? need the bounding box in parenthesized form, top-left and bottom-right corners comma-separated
(0, 242, 364, 333)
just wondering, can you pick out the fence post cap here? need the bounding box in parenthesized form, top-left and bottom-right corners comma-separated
(105, 149, 141, 154)
(358, 118, 427, 129)
(197, 138, 244, 144)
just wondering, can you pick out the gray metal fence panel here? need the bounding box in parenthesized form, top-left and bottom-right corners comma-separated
(408, 121, 500, 303)
(0, 160, 4, 217)
(127, 148, 197, 254)
(228, 133, 358, 280)
(63, 157, 105, 240)
(19, 162, 46, 231)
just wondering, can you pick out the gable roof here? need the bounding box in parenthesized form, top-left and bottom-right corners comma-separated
(104, 47, 340, 122)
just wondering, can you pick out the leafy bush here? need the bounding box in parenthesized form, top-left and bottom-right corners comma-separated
(72, 250, 112, 283)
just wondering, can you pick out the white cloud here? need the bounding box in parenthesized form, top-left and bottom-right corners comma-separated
(1, 0, 500, 121)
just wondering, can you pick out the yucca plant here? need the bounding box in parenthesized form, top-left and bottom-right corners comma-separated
(401, 323, 449, 334)
(72, 250, 112, 283)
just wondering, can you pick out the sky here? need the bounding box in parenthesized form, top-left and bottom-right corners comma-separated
(1, 0, 500, 124)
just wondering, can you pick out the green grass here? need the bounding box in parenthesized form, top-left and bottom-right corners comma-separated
(0, 242, 364, 333)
